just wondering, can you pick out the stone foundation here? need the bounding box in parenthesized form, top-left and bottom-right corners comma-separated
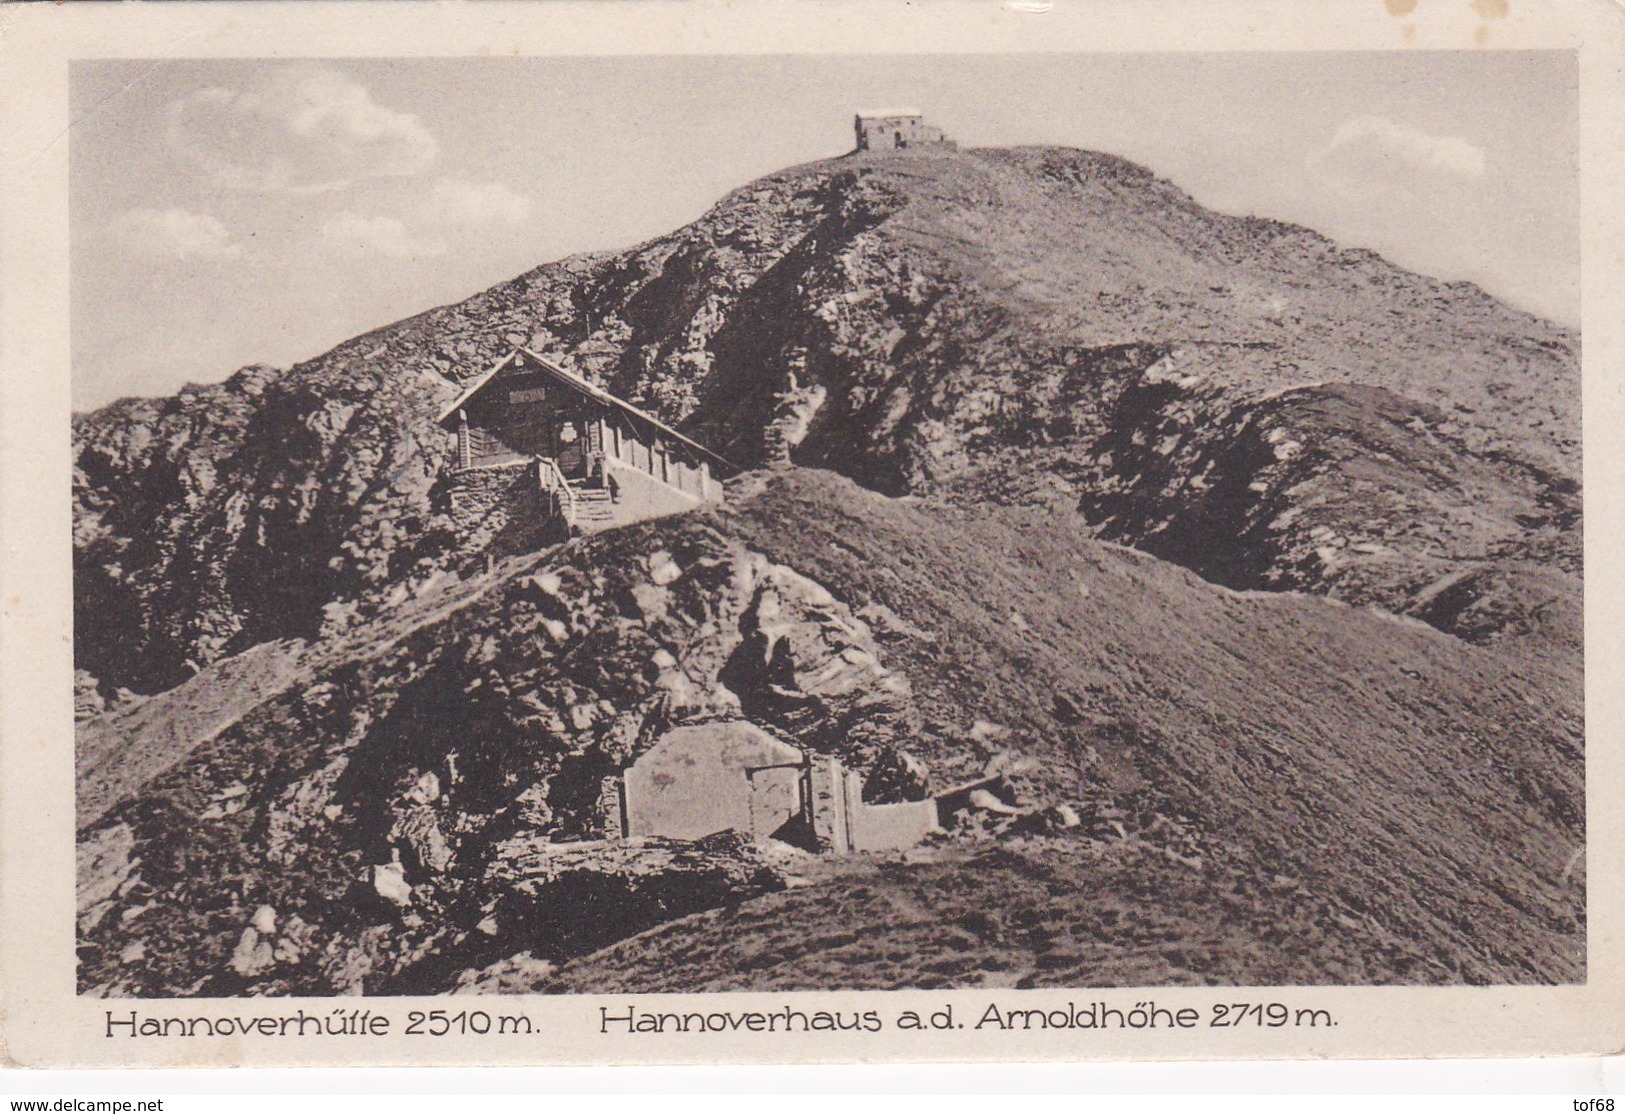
(437, 460, 563, 555)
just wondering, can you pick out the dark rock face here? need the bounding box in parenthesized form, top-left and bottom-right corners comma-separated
(482, 832, 789, 962)
(1067, 378, 1581, 644)
(74, 362, 450, 695)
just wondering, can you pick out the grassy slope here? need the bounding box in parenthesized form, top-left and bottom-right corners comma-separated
(531, 469, 1582, 989)
(835, 147, 1576, 469)
(77, 639, 308, 831)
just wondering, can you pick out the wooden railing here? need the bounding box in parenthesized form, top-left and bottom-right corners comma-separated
(536, 456, 578, 530)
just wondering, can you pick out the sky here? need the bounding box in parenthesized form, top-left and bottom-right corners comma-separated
(70, 52, 1578, 411)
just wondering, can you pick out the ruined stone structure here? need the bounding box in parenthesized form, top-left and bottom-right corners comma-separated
(601, 720, 942, 854)
(853, 109, 955, 153)
(806, 752, 951, 855)
(620, 722, 806, 844)
(437, 347, 736, 537)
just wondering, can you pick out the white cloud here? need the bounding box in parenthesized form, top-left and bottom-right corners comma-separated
(113, 208, 243, 261)
(320, 212, 445, 259)
(167, 68, 437, 194)
(1313, 115, 1487, 185)
(422, 177, 532, 226)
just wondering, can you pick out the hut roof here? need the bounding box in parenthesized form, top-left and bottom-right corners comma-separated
(436, 347, 737, 473)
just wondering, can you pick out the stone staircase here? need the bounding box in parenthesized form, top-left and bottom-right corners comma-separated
(567, 483, 617, 532)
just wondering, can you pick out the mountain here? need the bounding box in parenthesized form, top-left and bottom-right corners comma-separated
(72, 143, 1582, 993)
(73, 144, 1578, 700)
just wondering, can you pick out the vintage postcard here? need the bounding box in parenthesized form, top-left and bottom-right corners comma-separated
(1, 0, 1622, 1069)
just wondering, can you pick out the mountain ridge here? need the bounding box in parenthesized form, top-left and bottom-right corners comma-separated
(73, 144, 1578, 699)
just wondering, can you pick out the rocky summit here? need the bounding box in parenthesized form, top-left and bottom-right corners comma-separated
(74, 144, 1581, 994)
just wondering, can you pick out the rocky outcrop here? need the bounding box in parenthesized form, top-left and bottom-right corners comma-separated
(75, 510, 926, 996)
(73, 361, 450, 696)
(480, 832, 789, 957)
(1065, 376, 1581, 644)
(450, 829, 796, 994)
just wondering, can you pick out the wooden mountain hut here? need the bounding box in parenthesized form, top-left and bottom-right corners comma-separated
(436, 347, 736, 534)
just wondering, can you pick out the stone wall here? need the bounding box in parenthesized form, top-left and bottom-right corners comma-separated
(809, 752, 938, 853)
(847, 798, 941, 852)
(597, 775, 626, 840)
(440, 460, 559, 554)
(807, 754, 853, 854)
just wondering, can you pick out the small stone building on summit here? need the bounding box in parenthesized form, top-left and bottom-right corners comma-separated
(853, 109, 956, 153)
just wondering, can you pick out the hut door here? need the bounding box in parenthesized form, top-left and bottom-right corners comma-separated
(747, 766, 800, 841)
(554, 416, 586, 478)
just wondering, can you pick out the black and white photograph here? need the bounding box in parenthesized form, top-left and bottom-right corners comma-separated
(62, 45, 1588, 1006)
